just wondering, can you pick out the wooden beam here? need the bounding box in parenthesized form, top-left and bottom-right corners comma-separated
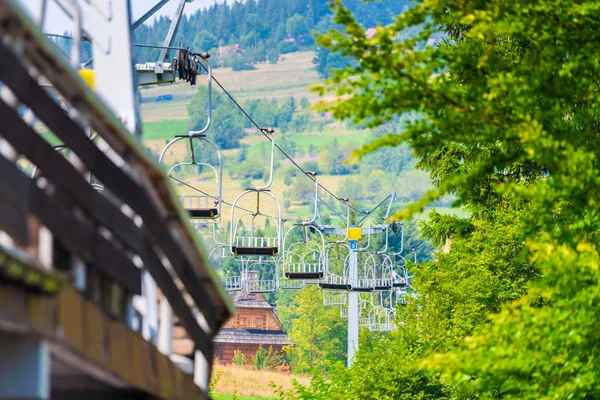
(0, 155, 141, 294)
(0, 105, 214, 359)
(0, 42, 220, 332)
(0, 198, 28, 246)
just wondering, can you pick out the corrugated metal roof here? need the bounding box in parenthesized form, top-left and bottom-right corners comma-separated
(214, 328, 294, 345)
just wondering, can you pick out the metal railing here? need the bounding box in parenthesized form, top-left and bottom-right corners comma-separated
(181, 195, 214, 210)
(323, 291, 347, 306)
(233, 236, 279, 249)
(221, 276, 242, 292)
(246, 279, 277, 294)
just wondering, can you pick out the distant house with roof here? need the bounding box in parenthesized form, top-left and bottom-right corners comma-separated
(218, 43, 243, 57)
(213, 291, 293, 365)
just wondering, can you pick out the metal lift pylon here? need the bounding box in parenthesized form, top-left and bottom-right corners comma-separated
(321, 193, 396, 366)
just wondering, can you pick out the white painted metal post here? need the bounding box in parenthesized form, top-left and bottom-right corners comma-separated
(158, 298, 173, 355)
(194, 350, 210, 392)
(142, 271, 158, 343)
(194, 311, 211, 391)
(347, 250, 359, 366)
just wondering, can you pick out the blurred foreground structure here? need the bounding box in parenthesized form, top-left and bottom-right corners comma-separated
(0, 1, 233, 399)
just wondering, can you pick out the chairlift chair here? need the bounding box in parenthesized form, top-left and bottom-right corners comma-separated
(340, 304, 349, 319)
(277, 256, 306, 290)
(283, 235, 326, 280)
(357, 298, 376, 329)
(391, 266, 410, 289)
(319, 242, 352, 291)
(323, 290, 347, 306)
(160, 134, 223, 220)
(365, 225, 394, 291)
(390, 251, 416, 289)
(243, 256, 278, 294)
(374, 308, 396, 332)
(159, 60, 223, 221)
(282, 172, 326, 279)
(230, 129, 282, 257)
(209, 244, 243, 292)
(367, 254, 394, 291)
(278, 277, 306, 290)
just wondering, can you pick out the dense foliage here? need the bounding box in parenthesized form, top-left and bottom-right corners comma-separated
(278, 286, 347, 374)
(273, 0, 600, 398)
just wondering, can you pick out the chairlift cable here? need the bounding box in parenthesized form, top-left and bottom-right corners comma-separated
(194, 62, 366, 216)
(168, 175, 255, 214)
(44, 33, 367, 214)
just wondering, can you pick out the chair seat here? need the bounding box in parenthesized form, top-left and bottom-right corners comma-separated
(249, 289, 276, 294)
(232, 246, 279, 256)
(187, 208, 218, 219)
(374, 285, 392, 291)
(350, 287, 374, 293)
(319, 283, 351, 291)
(285, 272, 323, 280)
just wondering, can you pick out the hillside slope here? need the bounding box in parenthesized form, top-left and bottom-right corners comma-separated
(141, 52, 373, 223)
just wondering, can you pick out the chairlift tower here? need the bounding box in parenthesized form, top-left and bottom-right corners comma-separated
(320, 193, 396, 366)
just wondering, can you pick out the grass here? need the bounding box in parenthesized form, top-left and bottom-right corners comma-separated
(210, 364, 310, 399)
(246, 129, 371, 158)
(139, 52, 319, 126)
(212, 395, 276, 400)
(143, 119, 189, 141)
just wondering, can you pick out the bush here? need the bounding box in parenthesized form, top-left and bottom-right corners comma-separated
(252, 345, 284, 371)
(301, 160, 320, 174)
(278, 40, 297, 54)
(239, 158, 266, 180)
(232, 349, 247, 366)
(223, 53, 255, 71)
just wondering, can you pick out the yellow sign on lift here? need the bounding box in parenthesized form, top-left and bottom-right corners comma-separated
(347, 227, 362, 241)
(78, 70, 96, 91)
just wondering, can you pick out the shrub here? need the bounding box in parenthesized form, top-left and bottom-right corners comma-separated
(252, 345, 284, 371)
(231, 349, 247, 366)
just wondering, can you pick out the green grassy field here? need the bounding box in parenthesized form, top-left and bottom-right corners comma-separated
(143, 119, 189, 141)
(246, 130, 371, 157)
(213, 394, 275, 400)
(139, 52, 319, 125)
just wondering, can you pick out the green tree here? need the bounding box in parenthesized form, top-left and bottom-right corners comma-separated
(193, 30, 218, 52)
(291, 176, 315, 205)
(286, 14, 309, 42)
(187, 89, 245, 149)
(322, 138, 350, 175)
(278, 286, 346, 374)
(285, 0, 600, 398)
(299, 97, 310, 110)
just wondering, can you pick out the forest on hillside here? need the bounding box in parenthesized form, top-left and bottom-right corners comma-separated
(134, 0, 411, 74)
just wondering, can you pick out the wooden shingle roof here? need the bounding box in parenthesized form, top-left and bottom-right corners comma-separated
(214, 329, 294, 346)
(230, 292, 273, 309)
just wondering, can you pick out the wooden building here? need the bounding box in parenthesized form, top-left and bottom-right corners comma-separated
(214, 292, 293, 365)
